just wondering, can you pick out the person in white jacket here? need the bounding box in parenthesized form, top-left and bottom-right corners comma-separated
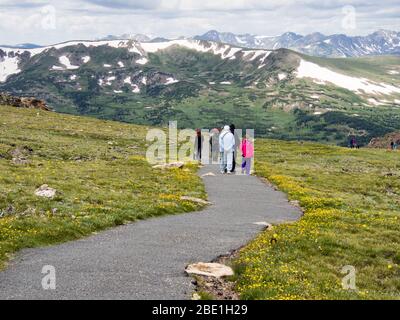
(219, 125, 235, 174)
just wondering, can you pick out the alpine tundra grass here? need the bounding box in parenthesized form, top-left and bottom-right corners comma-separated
(234, 140, 400, 300)
(0, 105, 206, 269)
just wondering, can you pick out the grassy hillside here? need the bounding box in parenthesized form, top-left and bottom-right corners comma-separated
(0, 105, 205, 269)
(233, 140, 400, 299)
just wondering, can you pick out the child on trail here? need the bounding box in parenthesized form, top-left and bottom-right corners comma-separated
(241, 136, 254, 175)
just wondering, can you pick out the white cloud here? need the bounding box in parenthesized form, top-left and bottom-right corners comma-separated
(0, 0, 399, 45)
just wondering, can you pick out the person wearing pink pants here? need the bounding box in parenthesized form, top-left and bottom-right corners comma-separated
(241, 136, 254, 175)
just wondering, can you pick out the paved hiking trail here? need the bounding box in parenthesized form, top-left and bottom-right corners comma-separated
(0, 165, 302, 300)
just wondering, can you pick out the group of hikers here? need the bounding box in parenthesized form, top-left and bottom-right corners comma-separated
(349, 136, 359, 149)
(349, 136, 400, 151)
(194, 124, 254, 175)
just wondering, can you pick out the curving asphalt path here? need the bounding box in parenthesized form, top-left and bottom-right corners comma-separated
(0, 165, 301, 300)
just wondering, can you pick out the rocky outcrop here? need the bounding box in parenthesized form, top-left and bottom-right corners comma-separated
(0, 92, 51, 111)
(10, 146, 32, 165)
(368, 132, 400, 149)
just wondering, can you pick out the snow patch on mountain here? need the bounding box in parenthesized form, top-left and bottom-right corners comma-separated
(368, 98, 385, 106)
(243, 50, 271, 61)
(51, 56, 79, 71)
(59, 56, 79, 70)
(278, 73, 287, 80)
(296, 59, 400, 96)
(136, 57, 148, 65)
(0, 55, 20, 82)
(165, 77, 179, 85)
(123, 76, 141, 93)
(132, 85, 140, 93)
(105, 76, 116, 85)
(235, 36, 247, 45)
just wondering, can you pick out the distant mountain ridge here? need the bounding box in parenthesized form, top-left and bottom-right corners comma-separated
(0, 43, 43, 49)
(194, 29, 400, 57)
(3, 29, 399, 57)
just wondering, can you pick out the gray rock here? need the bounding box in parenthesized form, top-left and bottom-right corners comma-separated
(253, 222, 273, 230)
(34, 184, 56, 198)
(185, 263, 234, 278)
(152, 162, 184, 169)
(180, 196, 210, 205)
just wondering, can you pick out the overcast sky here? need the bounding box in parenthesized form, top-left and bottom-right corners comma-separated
(0, 0, 399, 45)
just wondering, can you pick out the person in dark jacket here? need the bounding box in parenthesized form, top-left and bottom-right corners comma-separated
(194, 129, 204, 161)
(229, 124, 240, 173)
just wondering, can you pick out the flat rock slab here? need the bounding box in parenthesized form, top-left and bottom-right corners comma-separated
(185, 263, 234, 278)
(0, 165, 302, 300)
(253, 222, 274, 230)
(180, 196, 210, 205)
(201, 172, 216, 177)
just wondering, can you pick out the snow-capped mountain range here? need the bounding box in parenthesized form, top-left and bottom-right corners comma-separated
(195, 29, 400, 57)
(2, 29, 399, 58)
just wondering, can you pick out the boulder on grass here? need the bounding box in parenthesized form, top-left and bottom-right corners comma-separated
(35, 185, 56, 199)
(185, 262, 234, 278)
